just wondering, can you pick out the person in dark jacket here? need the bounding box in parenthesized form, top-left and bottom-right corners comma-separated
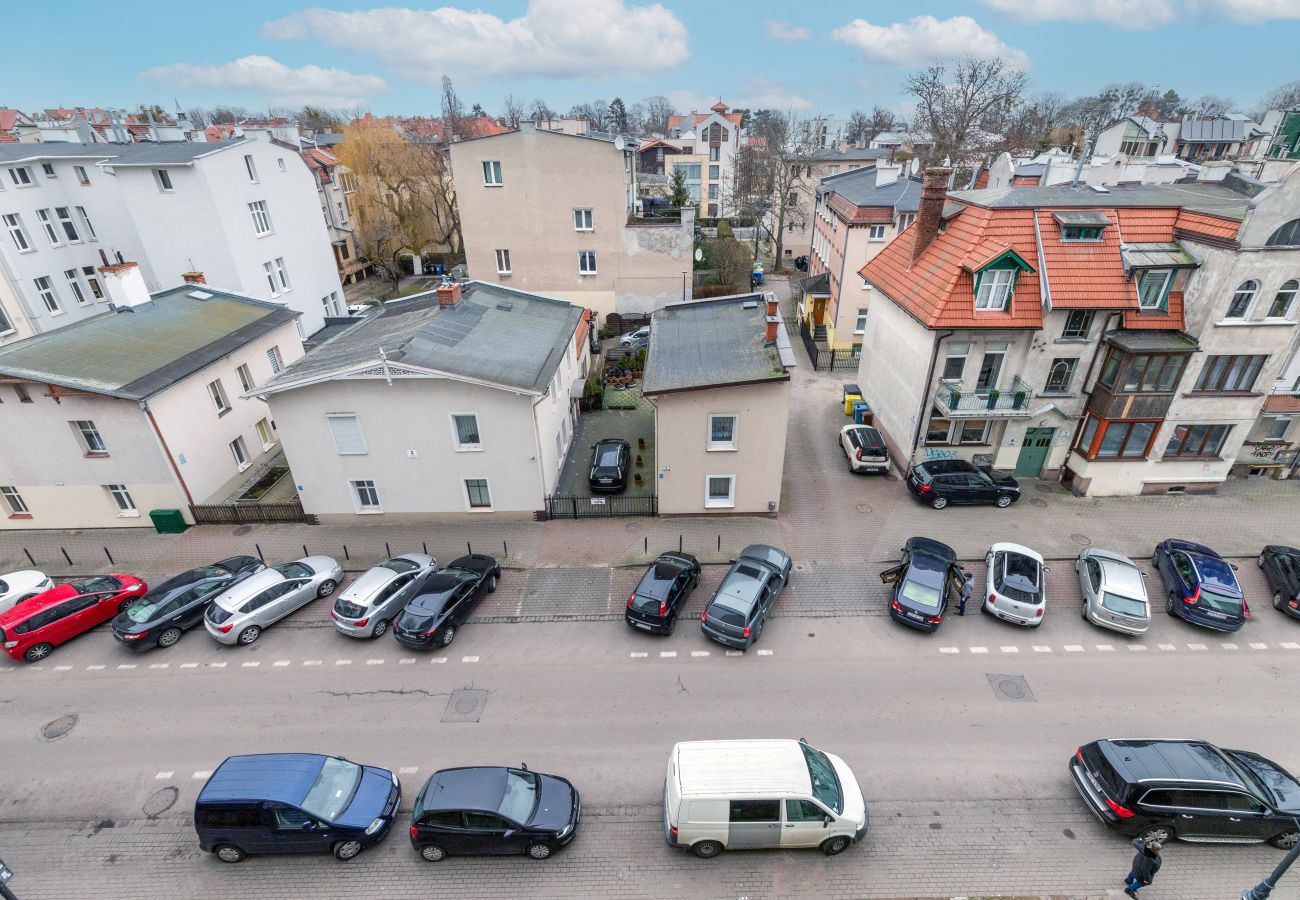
(1124, 838, 1162, 897)
(957, 571, 974, 615)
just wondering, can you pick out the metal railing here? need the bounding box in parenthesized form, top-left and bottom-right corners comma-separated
(627, 207, 684, 225)
(935, 375, 1035, 415)
(545, 493, 657, 519)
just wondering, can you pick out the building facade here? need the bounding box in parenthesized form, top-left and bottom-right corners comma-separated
(666, 103, 744, 218)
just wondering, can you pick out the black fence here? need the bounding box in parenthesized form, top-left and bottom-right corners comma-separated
(799, 320, 861, 372)
(190, 501, 310, 525)
(545, 493, 657, 519)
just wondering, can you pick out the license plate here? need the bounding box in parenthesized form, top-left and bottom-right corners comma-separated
(1206, 611, 1228, 620)
(905, 611, 923, 621)
(632, 620, 652, 631)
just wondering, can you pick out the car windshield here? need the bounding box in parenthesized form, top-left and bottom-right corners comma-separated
(70, 576, 121, 593)
(379, 558, 420, 574)
(1100, 592, 1146, 617)
(274, 562, 313, 579)
(800, 743, 843, 815)
(0, 580, 8, 594)
(498, 768, 540, 823)
(207, 603, 235, 625)
(998, 553, 1041, 602)
(899, 577, 942, 610)
(300, 758, 363, 822)
(126, 583, 218, 623)
(1198, 586, 1243, 613)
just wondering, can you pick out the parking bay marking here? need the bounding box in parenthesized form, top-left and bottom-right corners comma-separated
(1250, 642, 1269, 650)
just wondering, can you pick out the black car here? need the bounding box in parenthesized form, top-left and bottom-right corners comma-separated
(700, 544, 792, 649)
(1258, 545, 1300, 620)
(410, 766, 580, 861)
(1070, 739, 1300, 848)
(588, 439, 631, 493)
(1152, 539, 1247, 632)
(625, 552, 700, 635)
(112, 556, 264, 650)
(879, 537, 966, 633)
(393, 555, 499, 650)
(905, 459, 1020, 510)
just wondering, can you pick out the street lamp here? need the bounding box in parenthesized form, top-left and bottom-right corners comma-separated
(1242, 837, 1300, 900)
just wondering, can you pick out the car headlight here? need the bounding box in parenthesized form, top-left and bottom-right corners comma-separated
(557, 823, 574, 839)
(365, 817, 385, 835)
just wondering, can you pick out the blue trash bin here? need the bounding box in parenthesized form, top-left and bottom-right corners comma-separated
(433, 263, 446, 276)
(852, 401, 872, 425)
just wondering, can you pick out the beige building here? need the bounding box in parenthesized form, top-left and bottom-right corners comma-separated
(643, 293, 794, 515)
(449, 127, 694, 319)
(779, 148, 893, 264)
(0, 266, 303, 529)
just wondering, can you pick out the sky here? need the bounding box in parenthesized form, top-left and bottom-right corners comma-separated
(3, 0, 1298, 120)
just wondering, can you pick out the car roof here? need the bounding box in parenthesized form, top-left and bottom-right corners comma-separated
(419, 766, 508, 812)
(672, 740, 813, 798)
(1190, 554, 1240, 593)
(738, 545, 789, 571)
(215, 556, 260, 570)
(447, 554, 494, 573)
(198, 753, 327, 805)
(915, 459, 975, 474)
(340, 565, 398, 601)
(990, 542, 1044, 563)
(1099, 739, 1247, 789)
(1163, 538, 1219, 557)
(1089, 550, 1146, 596)
(0, 583, 77, 624)
(212, 568, 285, 608)
(905, 536, 956, 562)
(0, 570, 46, 590)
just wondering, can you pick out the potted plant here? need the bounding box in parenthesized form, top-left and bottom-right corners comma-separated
(986, 389, 1001, 410)
(635, 454, 644, 468)
(638, 437, 646, 450)
(949, 388, 962, 407)
(634, 472, 644, 486)
(1013, 390, 1027, 410)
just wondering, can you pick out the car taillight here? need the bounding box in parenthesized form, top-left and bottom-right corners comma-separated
(1034, 608, 1044, 618)
(855, 448, 863, 460)
(410, 825, 418, 839)
(1243, 602, 1251, 619)
(356, 617, 369, 628)
(918, 482, 931, 493)
(627, 594, 635, 609)
(1076, 746, 1084, 764)
(217, 624, 233, 634)
(1105, 797, 1136, 818)
(890, 598, 903, 612)
(670, 825, 678, 839)
(120, 632, 147, 641)
(701, 610, 708, 623)
(742, 625, 751, 638)
(926, 615, 942, 624)
(988, 594, 996, 605)
(658, 601, 667, 617)
(1183, 587, 1199, 605)
(1291, 598, 1299, 609)
(423, 627, 439, 637)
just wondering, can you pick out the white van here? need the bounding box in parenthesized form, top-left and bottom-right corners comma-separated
(663, 738, 868, 858)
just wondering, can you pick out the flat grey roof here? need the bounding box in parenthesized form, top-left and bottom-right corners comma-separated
(949, 181, 1251, 219)
(643, 293, 793, 395)
(0, 139, 246, 166)
(1107, 330, 1199, 353)
(0, 285, 298, 400)
(820, 168, 921, 211)
(1180, 117, 1258, 143)
(1122, 242, 1199, 269)
(1052, 210, 1113, 227)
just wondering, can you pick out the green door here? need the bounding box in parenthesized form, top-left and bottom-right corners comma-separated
(1014, 428, 1055, 477)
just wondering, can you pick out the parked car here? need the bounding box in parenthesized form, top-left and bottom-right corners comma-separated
(204, 556, 342, 646)
(0, 570, 52, 615)
(588, 438, 631, 493)
(983, 543, 1047, 627)
(619, 326, 651, 348)
(0, 575, 146, 662)
(195, 753, 401, 863)
(840, 425, 890, 475)
(905, 459, 1020, 510)
(112, 557, 264, 650)
(1152, 539, 1247, 632)
(625, 552, 701, 634)
(410, 765, 580, 861)
(1258, 545, 1300, 620)
(393, 555, 500, 650)
(1070, 739, 1300, 848)
(664, 739, 868, 858)
(332, 553, 437, 639)
(700, 545, 792, 649)
(1076, 548, 1150, 635)
(880, 538, 966, 633)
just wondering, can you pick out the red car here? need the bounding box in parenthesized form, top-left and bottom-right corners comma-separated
(0, 574, 146, 663)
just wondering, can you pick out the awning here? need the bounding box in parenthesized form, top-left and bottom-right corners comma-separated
(1122, 242, 1199, 270)
(1052, 210, 1112, 227)
(800, 272, 831, 296)
(1106, 329, 1199, 353)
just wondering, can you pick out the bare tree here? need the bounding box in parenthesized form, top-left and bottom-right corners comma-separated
(501, 93, 525, 129)
(906, 57, 1028, 166)
(209, 105, 251, 124)
(567, 100, 608, 131)
(1188, 94, 1235, 117)
(640, 95, 676, 135)
(184, 106, 209, 127)
(440, 75, 467, 141)
(1257, 80, 1300, 118)
(299, 106, 342, 132)
(845, 110, 870, 146)
(867, 106, 897, 142)
(726, 111, 825, 264)
(528, 98, 555, 124)
(1002, 91, 1069, 153)
(1061, 82, 1147, 138)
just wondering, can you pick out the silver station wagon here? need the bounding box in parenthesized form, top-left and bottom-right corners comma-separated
(331, 553, 437, 639)
(204, 556, 343, 646)
(1076, 548, 1150, 635)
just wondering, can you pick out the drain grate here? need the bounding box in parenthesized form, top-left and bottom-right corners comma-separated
(41, 713, 78, 741)
(143, 786, 179, 818)
(855, 503, 873, 514)
(987, 673, 1036, 702)
(1071, 533, 1091, 546)
(442, 688, 489, 723)
(1027, 497, 1048, 508)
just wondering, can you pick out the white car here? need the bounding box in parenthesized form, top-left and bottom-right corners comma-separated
(331, 553, 437, 639)
(0, 570, 53, 615)
(619, 326, 650, 348)
(983, 543, 1047, 627)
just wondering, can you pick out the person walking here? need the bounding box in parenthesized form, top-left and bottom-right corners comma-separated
(1124, 837, 1162, 897)
(957, 571, 974, 615)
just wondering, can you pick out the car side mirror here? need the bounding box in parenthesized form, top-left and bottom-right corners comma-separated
(823, 816, 833, 828)
(1043, 566, 1050, 574)
(503, 829, 515, 838)
(1230, 563, 1239, 571)
(303, 821, 318, 831)
(1140, 572, 1148, 578)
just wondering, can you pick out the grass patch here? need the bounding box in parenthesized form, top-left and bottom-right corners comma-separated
(603, 386, 640, 409)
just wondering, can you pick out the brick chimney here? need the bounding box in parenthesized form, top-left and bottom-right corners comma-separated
(181, 271, 206, 285)
(436, 280, 462, 308)
(98, 261, 152, 309)
(911, 166, 953, 265)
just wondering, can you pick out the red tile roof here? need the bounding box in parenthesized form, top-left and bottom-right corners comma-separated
(1175, 209, 1242, 243)
(1036, 209, 1133, 309)
(1123, 291, 1185, 329)
(0, 109, 20, 131)
(667, 110, 743, 131)
(828, 193, 892, 224)
(1264, 393, 1300, 413)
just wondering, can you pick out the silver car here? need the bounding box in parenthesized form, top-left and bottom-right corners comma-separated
(1076, 547, 1150, 635)
(204, 556, 342, 646)
(331, 553, 436, 639)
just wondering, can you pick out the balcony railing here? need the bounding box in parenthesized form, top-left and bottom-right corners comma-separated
(627, 207, 684, 226)
(935, 375, 1034, 416)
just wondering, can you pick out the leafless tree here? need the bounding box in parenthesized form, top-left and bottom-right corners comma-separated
(906, 57, 1028, 166)
(639, 95, 676, 135)
(440, 75, 467, 141)
(726, 111, 825, 264)
(184, 107, 209, 127)
(1002, 91, 1068, 153)
(209, 105, 251, 124)
(567, 100, 608, 131)
(1257, 80, 1300, 118)
(500, 93, 525, 129)
(1187, 94, 1235, 117)
(867, 106, 897, 142)
(528, 98, 555, 124)
(299, 106, 342, 132)
(1061, 82, 1147, 138)
(845, 110, 870, 146)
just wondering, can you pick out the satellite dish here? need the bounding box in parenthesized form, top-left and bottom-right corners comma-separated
(694, 248, 703, 261)
(614, 135, 626, 151)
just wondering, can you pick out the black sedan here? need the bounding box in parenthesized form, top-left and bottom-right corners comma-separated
(1259, 545, 1300, 619)
(700, 545, 792, 649)
(625, 552, 700, 635)
(588, 439, 631, 493)
(393, 555, 499, 650)
(111, 556, 264, 650)
(410, 765, 580, 862)
(879, 538, 967, 632)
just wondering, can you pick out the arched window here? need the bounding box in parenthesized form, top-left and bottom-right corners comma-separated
(1269, 279, 1299, 318)
(1267, 219, 1300, 247)
(1226, 280, 1259, 318)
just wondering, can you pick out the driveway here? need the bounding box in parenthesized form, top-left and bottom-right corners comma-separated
(554, 394, 656, 500)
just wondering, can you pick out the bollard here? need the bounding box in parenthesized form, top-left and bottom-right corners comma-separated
(422, 541, 428, 556)
(255, 543, 264, 562)
(467, 541, 473, 556)
(23, 548, 35, 566)
(104, 547, 114, 566)
(303, 544, 309, 559)
(343, 544, 349, 561)
(503, 540, 508, 558)
(644, 536, 648, 555)
(385, 542, 391, 559)
(717, 534, 721, 552)
(61, 547, 73, 566)
(678, 534, 682, 553)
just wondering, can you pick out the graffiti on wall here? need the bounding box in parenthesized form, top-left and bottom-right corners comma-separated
(922, 447, 958, 460)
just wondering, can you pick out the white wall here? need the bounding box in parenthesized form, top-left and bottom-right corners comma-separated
(855, 296, 934, 464)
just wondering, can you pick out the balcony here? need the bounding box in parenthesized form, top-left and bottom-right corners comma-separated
(935, 376, 1034, 417)
(627, 206, 685, 226)
(1086, 383, 1176, 420)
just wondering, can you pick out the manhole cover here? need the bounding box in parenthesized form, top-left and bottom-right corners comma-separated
(40, 713, 77, 741)
(987, 673, 1036, 702)
(1027, 497, 1048, 508)
(143, 786, 178, 818)
(1071, 533, 1091, 546)
(233, 526, 252, 536)
(1034, 483, 1054, 493)
(855, 503, 873, 514)
(442, 688, 489, 723)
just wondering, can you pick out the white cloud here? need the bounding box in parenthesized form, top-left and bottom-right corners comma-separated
(264, 0, 688, 81)
(1185, 0, 1300, 21)
(978, 0, 1177, 29)
(142, 55, 386, 107)
(831, 15, 1030, 68)
(765, 20, 811, 42)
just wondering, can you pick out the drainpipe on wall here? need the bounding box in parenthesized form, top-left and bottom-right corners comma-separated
(142, 401, 195, 509)
(910, 330, 953, 467)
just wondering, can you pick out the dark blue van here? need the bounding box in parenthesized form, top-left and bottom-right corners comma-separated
(195, 753, 400, 863)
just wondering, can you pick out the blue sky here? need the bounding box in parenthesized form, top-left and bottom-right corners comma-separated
(3, 1, 1296, 119)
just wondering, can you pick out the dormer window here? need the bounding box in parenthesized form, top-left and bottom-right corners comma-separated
(976, 269, 1015, 310)
(1062, 225, 1103, 242)
(964, 245, 1034, 313)
(1138, 269, 1173, 310)
(1052, 210, 1111, 242)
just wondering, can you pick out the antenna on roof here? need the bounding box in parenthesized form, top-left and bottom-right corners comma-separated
(1073, 133, 1091, 185)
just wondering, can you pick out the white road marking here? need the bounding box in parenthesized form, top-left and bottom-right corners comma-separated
(398, 767, 419, 775)
(691, 651, 710, 657)
(1250, 642, 1269, 650)
(660, 651, 677, 658)
(303, 660, 322, 666)
(54, 665, 72, 671)
(179, 663, 198, 669)
(149, 663, 169, 669)
(725, 650, 743, 657)
(1000, 646, 1019, 654)
(1157, 643, 1177, 651)
(87, 665, 105, 671)
(1281, 642, 1299, 650)
(1188, 643, 1207, 651)
(968, 646, 988, 654)
(630, 652, 648, 658)
(399, 658, 416, 665)
(1032, 646, 1052, 653)
(192, 771, 212, 780)
(1128, 645, 1148, 652)
(365, 659, 385, 666)
(756, 649, 774, 656)
(462, 656, 479, 663)
(241, 661, 259, 668)
(272, 660, 291, 667)
(335, 659, 352, 666)
(155, 771, 173, 780)
(1064, 645, 1084, 653)
(1095, 645, 1115, 652)
(117, 664, 136, 670)
(1221, 643, 1239, 650)
(939, 646, 959, 654)
(431, 657, 447, 664)
(208, 661, 226, 668)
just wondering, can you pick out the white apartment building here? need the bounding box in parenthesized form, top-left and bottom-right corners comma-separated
(0, 138, 343, 346)
(666, 103, 744, 218)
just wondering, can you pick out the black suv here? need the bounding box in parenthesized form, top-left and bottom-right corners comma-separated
(625, 552, 700, 635)
(1070, 739, 1300, 847)
(905, 460, 1020, 510)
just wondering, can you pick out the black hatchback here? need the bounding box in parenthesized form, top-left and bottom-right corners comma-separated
(879, 537, 967, 633)
(1258, 545, 1300, 620)
(905, 460, 1020, 510)
(625, 552, 700, 634)
(393, 555, 499, 650)
(112, 556, 264, 650)
(588, 439, 631, 493)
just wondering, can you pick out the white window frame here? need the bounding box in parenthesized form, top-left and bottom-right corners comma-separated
(34, 276, 61, 314)
(463, 477, 493, 512)
(1267, 416, 1292, 441)
(854, 307, 869, 334)
(82, 267, 103, 301)
(326, 413, 366, 454)
(1226, 279, 1259, 319)
(105, 483, 137, 516)
(482, 160, 503, 186)
(1138, 268, 1173, 310)
(54, 207, 79, 243)
(579, 250, 597, 275)
(450, 413, 483, 451)
(263, 261, 278, 295)
(35, 209, 60, 246)
(41, 163, 56, 179)
(707, 414, 738, 451)
(153, 168, 174, 192)
(208, 378, 231, 414)
(75, 206, 96, 240)
(350, 479, 382, 513)
(704, 474, 736, 509)
(267, 346, 283, 373)
(64, 269, 88, 305)
(244, 154, 259, 183)
(272, 257, 290, 292)
(236, 363, 254, 393)
(898, 213, 916, 231)
(3, 214, 31, 252)
(255, 417, 275, 450)
(74, 165, 90, 185)
(573, 208, 593, 231)
(249, 200, 272, 236)
(0, 302, 13, 337)
(8, 167, 33, 187)
(73, 419, 106, 453)
(975, 268, 1015, 311)
(495, 248, 511, 275)
(230, 435, 251, 471)
(1, 485, 28, 515)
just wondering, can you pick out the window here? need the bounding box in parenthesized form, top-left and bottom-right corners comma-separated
(1061, 225, 1103, 242)
(326, 413, 366, 454)
(464, 478, 492, 509)
(74, 165, 90, 185)
(1062, 310, 1094, 339)
(708, 414, 737, 450)
(8, 167, 32, 186)
(1097, 348, 1187, 393)
(41, 163, 56, 178)
(35, 209, 59, 245)
(236, 364, 254, 393)
(495, 249, 511, 275)
(1044, 358, 1078, 394)
(3, 214, 30, 251)
(249, 201, 272, 235)
(255, 418, 274, 449)
(1268, 417, 1292, 441)
(709, 184, 719, 200)
(337, 200, 347, 223)
(1269, 219, 1300, 247)
(0, 303, 12, 335)
(709, 164, 720, 180)
(82, 267, 103, 299)
(452, 413, 482, 450)
(267, 346, 283, 373)
(106, 484, 136, 514)
(482, 160, 503, 185)
(579, 251, 597, 275)
(925, 409, 953, 444)
(1268, 280, 1298, 318)
(1074, 415, 1157, 460)
(1194, 355, 1266, 393)
(263, 262, 277, 294)
(1, 485, 28, 515)
(54, 207, 79, 242)
(573, 209, 592, 231)
(705, 475, 736, 509)
(958, 420, 989, 444)
(1226, 280, 1258, 318)
(710, 146, 720, 162)
(64, 269, 87, 305)
(229, 436, 250, 470)
(729, 799, 779, 822)
(34, 276, 60, 314)
(153, 168, 174, 192)
(244, 154, 258, 183)
(75, 206, 96, 239)
(975, 351, 1003, 391)
(207, 379, 231, 414)
(942, 344, 968, 381)
(272, 257, 290, 292)
(854, 307, 868, 333)
(351, 479, 381, 511)
(786, 191, 797, 205)
(868, 225, 887, 242)
(898, 213, 916, 231)
(975, 268, 1015, 310)
(1164, 423, 1231, 458)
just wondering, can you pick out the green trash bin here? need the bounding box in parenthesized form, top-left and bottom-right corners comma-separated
(149, 509, 189, 534)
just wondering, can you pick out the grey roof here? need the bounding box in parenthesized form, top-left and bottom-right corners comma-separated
(800, 272, 831, 296)
(1052, 210, 1113, 227)
(819, 168, 922, 212)
(0, 139, 246, 166)
(311, 133, 344, 147)
(1127, 116, 1166, 139)
(1179, 116, 1258, 143)
(257, 281, 582, 396)
(815, 147, 892, 162)
(643, 294, 793, 395)
(1014, 162, 1046, 176)
(948, 181, 1251, 219)
(0, 285, 298, 400)
(1122, 242, 1199, 269)
(1106, 330, 1199, 353)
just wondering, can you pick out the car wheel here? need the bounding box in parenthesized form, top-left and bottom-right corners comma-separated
(157, 627, 183, 648)
(691, 840, 723, 859)
(526, 842, 552, 860)
(118, 599, 134, 613)
(1270, 829, 1300, 849)
(664, 615, 677, 636)
(420, 843, 447, 862)
(1165, 592, 1177, 616)
(214, 844, 246, 864)
(995, 494, 1012, 508)
(487, 573, 498, 593)
(930, 495, 948, 510)
(820, 835, 851, 856)
(372, 618, 389, 639)
(237, 625, 261, 645)
(1137, 825, 1172, 844)
(333, 840, 363, 861)
(1258, 552, 1267, 569)
(1275, 591, 1285, 611)
(439, 625, 456, 648)
(1081, 599, 1089, 621)
(23, 642, 53, 663)
(317, 579, 338, 599)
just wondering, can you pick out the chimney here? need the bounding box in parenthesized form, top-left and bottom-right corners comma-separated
(874, 163, 901, 187)
(98, 261, 152, 310)
(764, 294, 779, 344)
(181, 271, 206, 285)
(911, 166, 952, 265)
(436, 280, 462, 308)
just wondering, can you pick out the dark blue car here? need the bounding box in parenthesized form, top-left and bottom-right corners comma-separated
(1152, 539, 1247, 632)
(880, 537, 966, 632)
(195, 753, 400, 863)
